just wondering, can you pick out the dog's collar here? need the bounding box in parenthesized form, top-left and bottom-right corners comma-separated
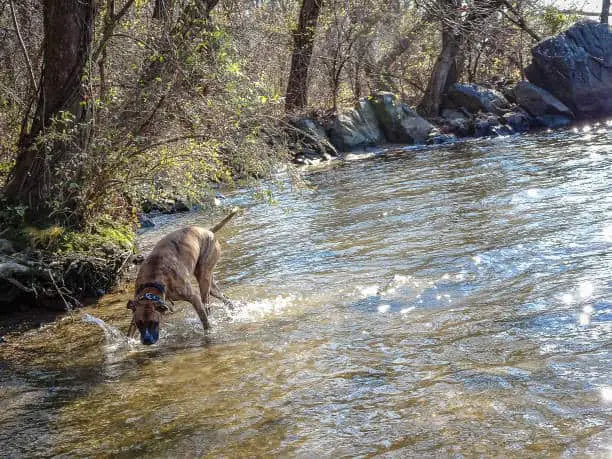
(136, 292, 170, 312)
(136, 282, 166, 295)
(137, 292, 164, 303)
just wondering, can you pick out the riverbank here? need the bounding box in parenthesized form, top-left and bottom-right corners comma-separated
(290, 21, 611, 165)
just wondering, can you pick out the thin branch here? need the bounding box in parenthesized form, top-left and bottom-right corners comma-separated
(500, 0, 540, 42)
(91, 0, 137, 63)
(8, 0, 37, 92)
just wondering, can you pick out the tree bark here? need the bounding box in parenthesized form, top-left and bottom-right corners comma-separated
(4, 0, 95, 222)
(417, 26, 460, 117)
(153, 0, 172, 20)
(285, 0, 323, 112)
(602, 0, 610, 24)
(417, 0, 501, 118)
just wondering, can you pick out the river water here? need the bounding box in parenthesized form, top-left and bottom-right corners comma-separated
(1, 125, 611, 457)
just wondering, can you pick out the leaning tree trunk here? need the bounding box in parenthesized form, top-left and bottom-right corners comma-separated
(417, 26, 460, 118)
(602, 0, 610, 24)
(285, 0, 323, 112)
(4, 0, 95, 224)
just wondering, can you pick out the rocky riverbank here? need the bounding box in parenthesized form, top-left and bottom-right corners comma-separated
(290, 21, 611, 165)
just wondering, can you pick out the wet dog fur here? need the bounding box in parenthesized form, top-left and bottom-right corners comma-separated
(127, 208, 238, 344)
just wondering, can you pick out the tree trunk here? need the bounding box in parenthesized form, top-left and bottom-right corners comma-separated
(602, 0, 610, 24)
(153, 0, 172, 20)
(417, 27, 460, 118)
(285, 0, 323, 112)
(4, 0, 95, 224)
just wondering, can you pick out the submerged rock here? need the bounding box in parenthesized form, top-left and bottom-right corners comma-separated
(526, 21, 612, 120)
(533, 114, 573, 129)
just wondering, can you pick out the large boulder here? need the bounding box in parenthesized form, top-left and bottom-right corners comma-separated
(327, 99, 385, 151)
(513, 81, 574, 118)
(525, 21, 612, 120)
(445, 83, 511, 115)
(371, 92, 434, 144)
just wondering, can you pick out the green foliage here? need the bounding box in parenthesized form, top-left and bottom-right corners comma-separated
(22, 219, 133, 254)
(540, 7, 581, 36)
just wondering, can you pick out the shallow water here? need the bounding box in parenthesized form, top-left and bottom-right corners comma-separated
(1, 125, 611, 457)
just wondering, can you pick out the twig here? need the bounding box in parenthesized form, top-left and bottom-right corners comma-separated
(47, 269, 73, 312)
(8, 0, 37, 92)
(91, 0, 137, 63)
(115, 250, 133, 275)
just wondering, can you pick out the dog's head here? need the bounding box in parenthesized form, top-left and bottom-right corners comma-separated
(127, 294, 170, 345)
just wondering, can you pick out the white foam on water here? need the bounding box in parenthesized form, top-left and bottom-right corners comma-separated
(356, 284, 379, 298)
(600, 386, 612, 403)
(578, 281, 594, 300)
(227, 295, 298, 323)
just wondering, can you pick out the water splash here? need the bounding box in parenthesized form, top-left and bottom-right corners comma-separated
(82, 313, 125, 342)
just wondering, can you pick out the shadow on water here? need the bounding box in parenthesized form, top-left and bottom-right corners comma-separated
(1, 124, 612, 457)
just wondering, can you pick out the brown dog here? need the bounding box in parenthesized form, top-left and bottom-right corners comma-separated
(127, 208, 239, 345)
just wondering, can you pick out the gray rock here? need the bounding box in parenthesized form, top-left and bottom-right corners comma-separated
(0, 239, 15, 255)
(292, 118, 338, 158)
(503, 110, 533, 132)
(525, 21, 612, 120)
(473, 114, 504, 137)
(440, 108, 472, 137)
(371, 92, 434, 144)
(445, 83, 510, 115)
(534, 114, 573, 129)
(139, 215, 155, 228)
(327, 99, 386, 151)
(513, 80, 574, 119)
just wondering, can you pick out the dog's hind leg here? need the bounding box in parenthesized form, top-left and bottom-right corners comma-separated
(211, 275, 234, 309)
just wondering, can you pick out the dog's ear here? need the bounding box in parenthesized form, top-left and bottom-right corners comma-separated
(126, 299, 136, 310)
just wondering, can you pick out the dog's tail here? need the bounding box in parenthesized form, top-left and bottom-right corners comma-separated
(210, 207, 240, 233)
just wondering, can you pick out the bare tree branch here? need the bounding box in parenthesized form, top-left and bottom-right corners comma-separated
(8, 0, 37, 92)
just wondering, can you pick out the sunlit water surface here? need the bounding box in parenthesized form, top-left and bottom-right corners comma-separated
(1, 125, 611, 457)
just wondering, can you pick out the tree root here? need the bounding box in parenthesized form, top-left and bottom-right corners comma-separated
(0, 247, 133, 312)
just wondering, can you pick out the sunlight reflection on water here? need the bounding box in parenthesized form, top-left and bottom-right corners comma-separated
(1, 127, 611, 457)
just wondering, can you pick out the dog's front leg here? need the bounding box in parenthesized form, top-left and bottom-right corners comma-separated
(189, 294, 211, 329)
(127, 318, 137, 338)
